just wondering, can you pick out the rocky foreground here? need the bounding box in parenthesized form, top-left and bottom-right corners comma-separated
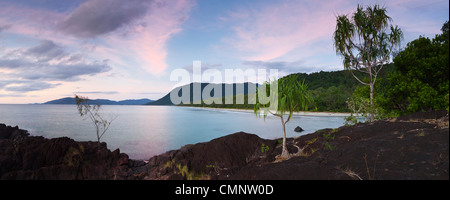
(0, 110, 448, 180)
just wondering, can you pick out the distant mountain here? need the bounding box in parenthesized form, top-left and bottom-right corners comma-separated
(146, 82, 257, 106)
(115, 99, 154, 105)
(43, 97, 153, 105)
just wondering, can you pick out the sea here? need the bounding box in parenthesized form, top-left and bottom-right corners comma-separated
(0, 104, 346, 160)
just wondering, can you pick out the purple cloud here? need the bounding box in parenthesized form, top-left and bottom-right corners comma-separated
(0, 39, 111, 93)
(4, 81, 60, 92)
(0, 24, 12, 33)
(57, 0, 150, 38)
(26, 40, 65, 61)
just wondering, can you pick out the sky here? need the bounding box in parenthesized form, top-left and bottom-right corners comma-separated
(0, 0, 448, 104)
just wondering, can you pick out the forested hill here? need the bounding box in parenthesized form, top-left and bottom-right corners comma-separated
(284, 64, 393, 112)
(282, 69, 363, 112)
(146, 65, 393, 112)
(288, 70, 362, 90)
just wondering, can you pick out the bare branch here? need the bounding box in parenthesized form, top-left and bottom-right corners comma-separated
(75, 94, 116, 143)
(350, 70, 370, 86)
(268, 110, 282, 117)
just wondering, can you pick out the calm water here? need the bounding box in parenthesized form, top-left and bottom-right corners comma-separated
(0, 104, 346, 159)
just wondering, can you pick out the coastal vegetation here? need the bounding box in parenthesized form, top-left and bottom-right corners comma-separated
(333, 4, 403, 122)
(349, 20, 449, 120)
(376, 21, 449, 116)
(170, 20, 448, 123)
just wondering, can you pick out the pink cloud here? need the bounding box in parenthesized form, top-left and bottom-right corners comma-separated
(90, 0, 195, 75)
(223, 0, 447, 63)
(0, 0, 196, 76)
(223, 0, 349, 61)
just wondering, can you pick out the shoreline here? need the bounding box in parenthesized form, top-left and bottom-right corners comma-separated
(1, 110, 448, 180)
(185, 106, 351, 117)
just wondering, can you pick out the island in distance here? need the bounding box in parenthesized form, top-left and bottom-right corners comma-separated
(43, 97, 154, 105)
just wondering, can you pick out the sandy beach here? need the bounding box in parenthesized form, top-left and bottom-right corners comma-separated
(188, 106, 351, 117)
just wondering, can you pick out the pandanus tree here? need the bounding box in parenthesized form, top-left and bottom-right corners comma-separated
(333, 4, 403, 122)
(254, 76, 313, 159)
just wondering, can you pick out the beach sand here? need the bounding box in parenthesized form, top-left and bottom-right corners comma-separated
(188, 106, 351, 117)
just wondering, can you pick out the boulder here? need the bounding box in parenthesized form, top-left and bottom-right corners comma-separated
(294, 126, 304, 132)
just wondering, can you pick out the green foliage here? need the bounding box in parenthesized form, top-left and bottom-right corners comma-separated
(278, 77, 312, 115)
(322, 131, 337, 151)
(344, 96, 372, 125)
(306, 137, 318, 145)
(254, 76, 314, 158)
(323, 133, 335, 141)
(377, 21, 449, 115)
(261, 143, 270, 153)
(345, 79, 400, 124)
(334, 4, 403, 70)
(179, 70, 369, 112)
(309, 86, 351, 112)
(298, 137, 318, 157)
(287, 70, 367, 112)
(277, 139, 283, 145)
(288, 70, 364, 91)
(333, 4, 403, 122)
(254, 76, 313, 119)
(205, 164, 215, 168)
(165, 160, 211, 180)
(323, 142, 337, 151)
(345, 90, 389, 125)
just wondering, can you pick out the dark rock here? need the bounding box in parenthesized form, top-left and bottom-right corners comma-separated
(230, 112, 449, 180)
(137, 132, 279, 180)
(0, 124, 29, 140)
(397, 109, 448, 121)
(135, 110, 449, 180)
(119, 153, 129, 166)
(294, 126, 304, 132)
(2, 109, 448, 180)
(128, 159, 146, 168)
(0, 123, 133, 180)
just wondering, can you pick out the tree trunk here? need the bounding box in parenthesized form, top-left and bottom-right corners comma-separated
(281, 117, 289, 158)
(368, 64, 375, 123)
(369, 82, 375, 122)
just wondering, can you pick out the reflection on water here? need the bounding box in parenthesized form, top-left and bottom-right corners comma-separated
(0, 104, 346, 159)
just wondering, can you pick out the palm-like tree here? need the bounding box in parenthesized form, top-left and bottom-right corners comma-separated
(254, 76, 313, 159)
(333, 4, 403, 122)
